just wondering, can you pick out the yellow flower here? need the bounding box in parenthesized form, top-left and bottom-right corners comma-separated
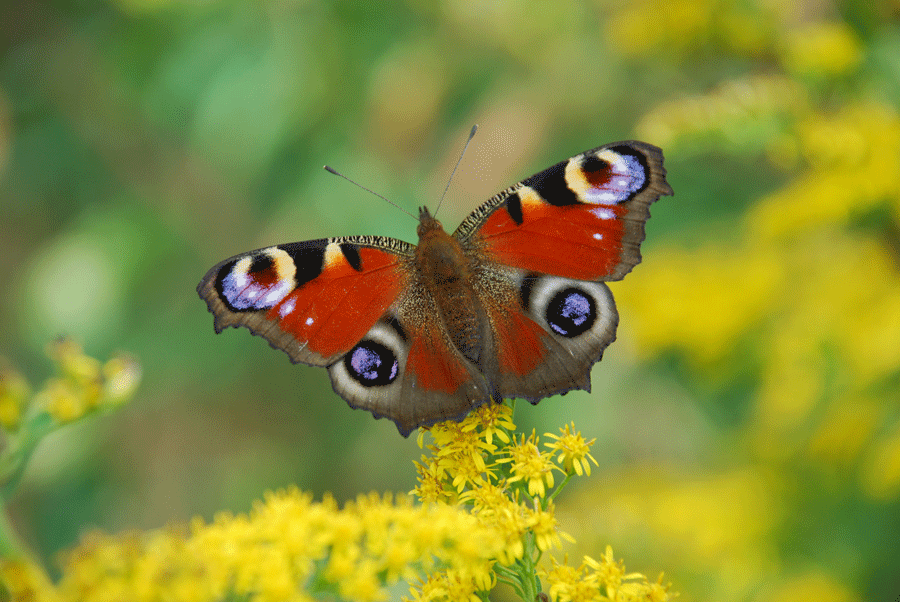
(0, 363, 29, 429)
(636, 75, 807, 150)
(524, 501, 572, 552)
(29, 488, 507, 602)
(464, 485, 528, 565)
(545, 423, 598, 476)
(427, 415, 496, 493)
(500, 430, 556, 498)
(780, 22, 862, 76)
(541, 548, 672, 602)
(102, 354, 142, 405)
(543, 556, 598, 602)
(0, 559, 60, 602)
(412, 458, 451, 504)
(26, 339, 142, 424)
(584, 546, 651, 600)
(464, 402, 515, 446)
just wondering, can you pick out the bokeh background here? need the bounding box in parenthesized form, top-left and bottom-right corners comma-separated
(2, 0, 899, 599)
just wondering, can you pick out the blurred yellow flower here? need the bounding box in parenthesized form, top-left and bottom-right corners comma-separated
(0, 559, 60, 602)
(11, 488, 504, 602)
(859, 422, 900, 501)
(637, 75, 808, 150)
(0, 364, 29, 429)
(29, 339, 142, 424)
(751, 103, 900, 239)
(780, 22, 863, 76)
(605, 0, 777, 58)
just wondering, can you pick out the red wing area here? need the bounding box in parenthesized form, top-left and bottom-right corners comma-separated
(492, 309, 549, 377)
(405, 324, 473, 394)
(456, 141, 671, 283)
(477, 200, 627, 281)
(268, 247, 408, 359)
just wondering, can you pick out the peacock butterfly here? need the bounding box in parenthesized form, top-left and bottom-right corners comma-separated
(198, 140, 672, 436)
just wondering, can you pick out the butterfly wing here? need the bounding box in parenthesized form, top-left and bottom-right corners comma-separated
(456, 140, 672, 281)
(197, 236, 414, 366)
(456, 141, 672, 403)
(198, 235, 492, 435)
(326, 308, 495, 436)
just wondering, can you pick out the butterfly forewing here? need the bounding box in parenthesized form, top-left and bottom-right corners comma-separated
(197, 236, 414, 366)
(456, 141, 672, 282)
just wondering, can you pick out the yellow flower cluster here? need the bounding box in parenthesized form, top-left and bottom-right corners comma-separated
(1, 340, 142, 503)
(592, 2, 899, 598)
(604, 0, 777, 58)
(543, 547, 671, 602)
(2, 489, 505, 602)
(410, 404, 672, 602)
(0, 403, 676, 602)
(0, 362, 29, 430)
(0, 339, 141, 429)
(637, 75, 808, 153)
(605, 0, 862, 80)
(621, 93, 900, 497)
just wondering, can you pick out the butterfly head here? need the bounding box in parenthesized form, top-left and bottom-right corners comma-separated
(416, 206, 444, 238)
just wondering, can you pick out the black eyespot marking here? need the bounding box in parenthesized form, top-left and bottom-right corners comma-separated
(580, 154, 609, 175)
(344, 340, 399, 386)
(580, 155, 614, 189)
(249, 254, 273, 273)
(546, 288, 596, 337)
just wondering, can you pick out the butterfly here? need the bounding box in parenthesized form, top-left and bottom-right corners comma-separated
(198, 140, 672, 436)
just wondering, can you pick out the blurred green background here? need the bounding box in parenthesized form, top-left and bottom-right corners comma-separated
(2, 0, 899, 600)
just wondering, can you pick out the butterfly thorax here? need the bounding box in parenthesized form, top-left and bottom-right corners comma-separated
(415, 207, 486, 366)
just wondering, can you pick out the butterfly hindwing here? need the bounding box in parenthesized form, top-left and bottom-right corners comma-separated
(327, 311, 492, 436)
(474, 267, 619, 402)
(456, 141, 672, 282)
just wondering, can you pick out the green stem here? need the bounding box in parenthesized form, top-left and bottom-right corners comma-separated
(0, 413, 55, 499)
(515, 531, 541, 601)
(0, 505, 27, 559)
(546, 472, 574, 508)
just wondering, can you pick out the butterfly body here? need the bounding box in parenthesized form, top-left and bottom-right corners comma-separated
(199, 141, 672, 436)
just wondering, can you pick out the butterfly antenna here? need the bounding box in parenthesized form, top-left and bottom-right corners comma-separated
(323, 165, 417, 220)
(434, 124, 478, 217)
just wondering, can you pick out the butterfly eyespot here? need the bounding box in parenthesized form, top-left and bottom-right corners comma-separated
(545, 288, 596, 337)
(216, 248, 297, 311)
(519, 273, 617, 346)
(345, 340, 399, 386)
